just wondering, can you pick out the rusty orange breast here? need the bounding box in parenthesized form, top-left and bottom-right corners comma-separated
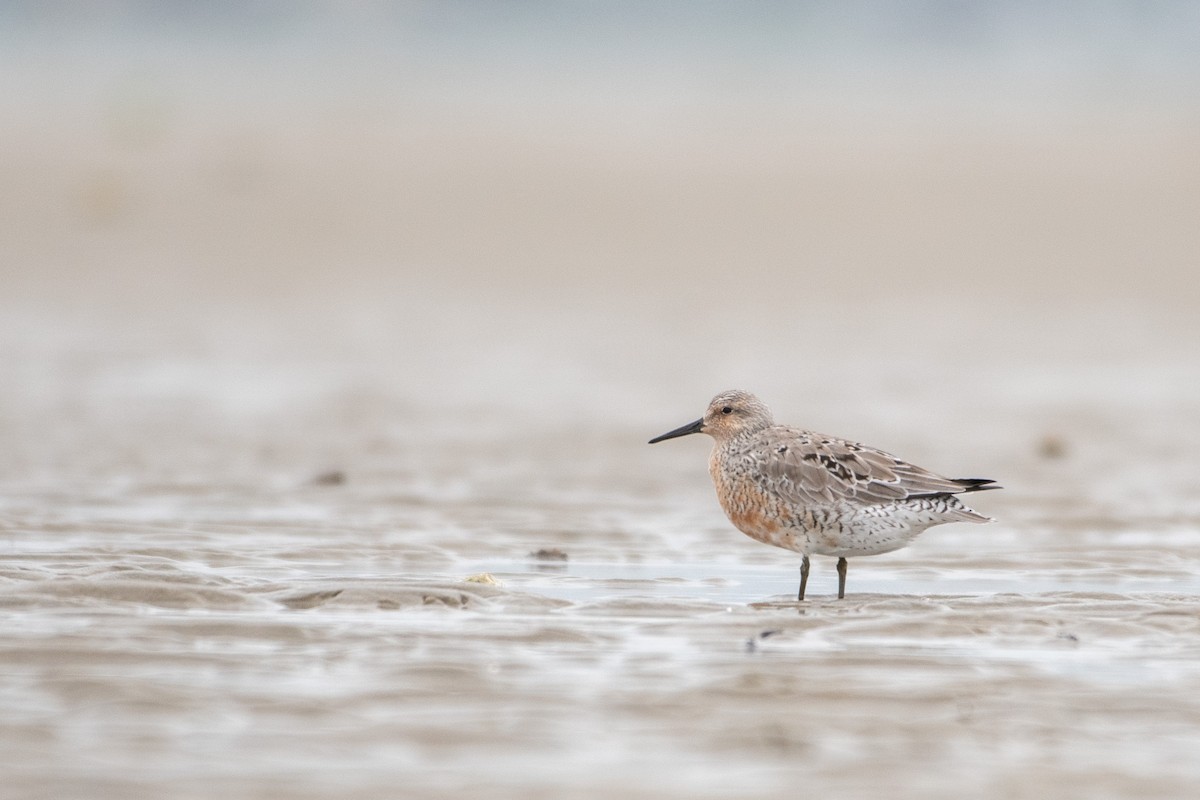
(710, 455, 788, 543)
(726, 506, 778, 535)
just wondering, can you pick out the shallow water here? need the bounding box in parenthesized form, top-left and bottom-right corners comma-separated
(5, 355, 1200, 800)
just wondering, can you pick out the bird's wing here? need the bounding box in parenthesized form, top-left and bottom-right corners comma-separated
(755, 427, 978, 506)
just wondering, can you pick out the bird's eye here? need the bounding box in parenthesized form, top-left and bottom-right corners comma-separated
(721, 406, 733, 415)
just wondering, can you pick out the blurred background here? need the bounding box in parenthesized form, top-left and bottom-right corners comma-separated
(4, 1, 1198, 441)
(3, 3, 1200, 799)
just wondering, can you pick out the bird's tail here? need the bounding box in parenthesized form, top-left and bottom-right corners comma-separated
(945, 494, 994, 523)
(953, 478, 1001, 493)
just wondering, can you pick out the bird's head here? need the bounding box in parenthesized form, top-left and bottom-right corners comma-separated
(648, 389, 775, 445)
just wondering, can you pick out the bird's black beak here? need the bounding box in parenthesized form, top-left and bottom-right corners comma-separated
(648, 418, 704, 444)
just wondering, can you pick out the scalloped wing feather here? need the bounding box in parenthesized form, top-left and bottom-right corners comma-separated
(755, 427, 975, 507)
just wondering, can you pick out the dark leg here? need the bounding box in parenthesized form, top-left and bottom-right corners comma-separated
(836, 557, 848, 600)
(798, 555, 810, 601)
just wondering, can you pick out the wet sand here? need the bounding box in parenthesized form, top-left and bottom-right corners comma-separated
(4, 294, 1200, 800)
(5, 11, 1200, 799)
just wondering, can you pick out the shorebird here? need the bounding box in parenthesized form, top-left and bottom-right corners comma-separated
(649, 390, 998, 600)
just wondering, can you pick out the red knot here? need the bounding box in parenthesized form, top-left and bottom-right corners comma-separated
(649, 390, 999, 600)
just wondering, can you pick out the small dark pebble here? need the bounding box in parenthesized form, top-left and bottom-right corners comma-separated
(1037, 435, 1068, 459)
(745, 629, 784, 653)
(311, 470, 346, 486)
(529, 548, 569, 561)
